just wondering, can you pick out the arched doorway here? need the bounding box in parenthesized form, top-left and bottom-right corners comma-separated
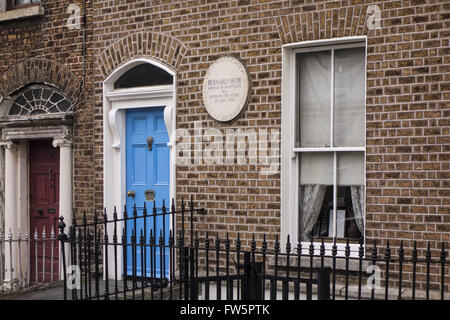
(0, 84, 73, 288)
(103, 59, 176, 280)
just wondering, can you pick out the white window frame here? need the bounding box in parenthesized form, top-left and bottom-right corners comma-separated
(281, 37, 367, 255)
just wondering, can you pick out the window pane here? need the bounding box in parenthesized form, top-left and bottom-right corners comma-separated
(13, 0, 39, 5)
(329, 186, 364, 240)
(297, 51, 331, 147)
(300, 185, 331, 241)
(334, 47, 365, 147)
(14, 0, 31, 5)
(300, 152, 333, 185)
(114, 63, 173, 89)
(300, 153, 365, 242)
(337, 152, 364, 186)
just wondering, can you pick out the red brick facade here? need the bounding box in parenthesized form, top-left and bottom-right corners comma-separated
(0, 0, 449, 272)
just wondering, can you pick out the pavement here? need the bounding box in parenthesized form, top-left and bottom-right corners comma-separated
(0, 280, 165, 300)
(0, 282, 66, 300)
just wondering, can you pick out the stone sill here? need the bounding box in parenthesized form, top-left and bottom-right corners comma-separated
(268, 255, 371, 272)
(0, 5, 44, 23)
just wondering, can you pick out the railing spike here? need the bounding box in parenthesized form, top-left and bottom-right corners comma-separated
(309, 236, 314, 256)
(286, 234, 291, 254)
(123, 205, 128, 219)
(195, 231, 199, 248)
(359, 237, 364, 258)
(274, 234, 280, 253)
(262, 233, 267, 253)
(251, 233, 256, 252)
(320, 238, 325, 257)
(385, 240, 391, 260)
(345, 238, 350, 257)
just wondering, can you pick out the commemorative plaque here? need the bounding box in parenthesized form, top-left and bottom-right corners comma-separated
(202, 56, 250, 122)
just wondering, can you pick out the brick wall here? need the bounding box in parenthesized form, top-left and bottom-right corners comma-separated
(0, 0, 95, 220)
(362, 0, 449, 258)
(91, 0, 449, 258)
(0, 0, 448, 286)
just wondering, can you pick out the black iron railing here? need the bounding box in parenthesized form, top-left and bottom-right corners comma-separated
(58, 199, 449, 300)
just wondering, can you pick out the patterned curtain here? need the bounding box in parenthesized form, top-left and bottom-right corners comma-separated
(300, 184, 326, 241)
(351, 186, 365, 234)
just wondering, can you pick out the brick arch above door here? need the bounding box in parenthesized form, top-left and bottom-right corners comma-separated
(97, 31, 189, 79)
(0, 58, 81, 104)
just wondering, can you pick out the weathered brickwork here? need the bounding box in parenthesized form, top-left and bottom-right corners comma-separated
(0, 58, 80, 101)
(1, 0, 449, 285)
(90, 0, 449, 261)
(0, 0, 95, 219)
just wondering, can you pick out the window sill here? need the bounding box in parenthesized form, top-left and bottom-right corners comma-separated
(0, 5, 43, 23)
(269, 255, 371, 272)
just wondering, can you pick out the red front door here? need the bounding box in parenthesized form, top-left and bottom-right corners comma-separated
(29, 140, 60, 283)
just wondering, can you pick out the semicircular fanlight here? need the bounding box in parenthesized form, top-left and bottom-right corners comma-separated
(9, 86, 73, 117)
(114, 63, 173, 89)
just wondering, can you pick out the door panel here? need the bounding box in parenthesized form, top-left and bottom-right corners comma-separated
(29, 140, 60, 283)
(154, 144, 170, 184)
(126, 107, 170, 279)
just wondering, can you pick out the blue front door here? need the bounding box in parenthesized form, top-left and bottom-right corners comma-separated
(126, 107, 170, 278)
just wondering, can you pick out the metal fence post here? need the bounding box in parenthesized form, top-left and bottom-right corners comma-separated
(241, 252, 262, 300)
(58, 216, 68, 300)
(189, 247, 198, 300)
(241, 252, 249, 300)
(317, 267, 331, 300)
(183, 246, 189, 300)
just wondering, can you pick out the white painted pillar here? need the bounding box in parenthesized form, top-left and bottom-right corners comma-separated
(17, 141, 28, 238)
(3, 141, 19, 287)
(17, 141, 28, 287)
(53, 139, 73, 228)
(53, 139, 72, 280)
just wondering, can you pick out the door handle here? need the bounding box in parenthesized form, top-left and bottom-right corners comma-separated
(127, 190, 135, 198)
(36, 208, 44, 215)
(147, 136, 154, 151)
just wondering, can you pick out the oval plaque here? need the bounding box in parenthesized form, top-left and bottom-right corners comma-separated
(202, 56, 250, 122)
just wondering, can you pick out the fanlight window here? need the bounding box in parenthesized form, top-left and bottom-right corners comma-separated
(114, 63, 173, 89)
(9, 87, 72, 117)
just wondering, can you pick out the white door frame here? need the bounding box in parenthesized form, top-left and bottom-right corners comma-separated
(0, 124, 73, 285)
(102, 58, 176, 280)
